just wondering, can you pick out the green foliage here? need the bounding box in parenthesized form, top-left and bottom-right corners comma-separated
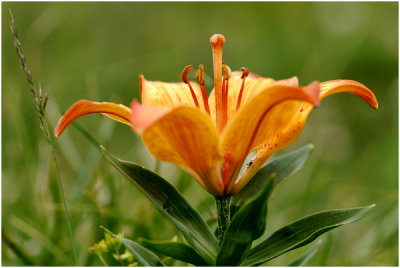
(101, 144, 374, 266)
(90, 231, 137, 266)
(103, 227, 164, 266)
(139, 238, 208, 266)
(101, 146, 217, 265)
(231, 144, 314, 215)
(242, 205, 375, 266)
(217, 175, 275, 265)
(288, 240, 321, 266)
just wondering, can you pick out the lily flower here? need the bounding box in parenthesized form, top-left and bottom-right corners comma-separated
(54, 34, 378, 197)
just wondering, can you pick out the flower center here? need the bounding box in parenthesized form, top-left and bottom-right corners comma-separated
(182, 34, 250, 132)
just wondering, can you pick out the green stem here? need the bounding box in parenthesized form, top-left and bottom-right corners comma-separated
(215, 195, 231, 246)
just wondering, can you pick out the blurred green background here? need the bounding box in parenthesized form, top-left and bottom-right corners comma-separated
(2, 2, 398, 266)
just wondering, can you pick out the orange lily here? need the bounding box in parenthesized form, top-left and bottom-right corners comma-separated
(54, 34, 378, 197)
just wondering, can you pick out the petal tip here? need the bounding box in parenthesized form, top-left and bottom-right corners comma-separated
(370, 96, 379, 110)
(304, 81, 321, 107)
(54, 116, 64, 137)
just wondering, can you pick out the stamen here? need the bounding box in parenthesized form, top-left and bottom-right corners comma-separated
(236, 67, 249, 111)
(210, 34, 226, 132)
(222, 63, 231, 127)
(181, 65, 200, 108)
(196, 64, 210, 115)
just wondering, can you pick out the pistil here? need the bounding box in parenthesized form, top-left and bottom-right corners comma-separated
(236, 67, 249, 111)
(181, 65, 200, 108)
(210, 34, 226, 132)
(196, 64, 211, 115)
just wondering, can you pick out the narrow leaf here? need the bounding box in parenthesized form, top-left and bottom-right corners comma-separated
(103, 227, 164, 266)
(288, 240, 321, 266)
(139, 239, 208, 266)
(102, 147, 217, 265)
(242, 205, 375, 266)
(216, 175, 276, 266)
(232, 144, 313, 215)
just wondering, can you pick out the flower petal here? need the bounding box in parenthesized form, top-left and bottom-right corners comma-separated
(54, 100, 131, 137)
(140, 75, 207, 111)
(130, 99, 169, 133)
(220, 82, 320, 192)
(320, 80, 378, 109)
(135, 103, 225, 196)
(231, 80, 378, 194)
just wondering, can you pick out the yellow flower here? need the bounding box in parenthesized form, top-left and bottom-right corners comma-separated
(55, 34, 378, 197)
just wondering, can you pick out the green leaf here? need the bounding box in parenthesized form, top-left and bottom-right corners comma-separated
(139, 239, 208, 266)
(101, 147, 217, 265)
(232, 144, 313, 215)
(288, 240, 321, 266)
(102, 227, 164, 266)
(216, 175, 276, 266)
(242, 205, 375, 266)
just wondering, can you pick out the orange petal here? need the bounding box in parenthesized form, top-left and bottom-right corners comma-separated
(231, 80, 378, 194)
(140, 75, 207, 111)
(320, 80, 378, 109)
(54, 100, 131, 137)
(220, 82, 320, 192)
(138, 105, 225, 196)
(130, 99, 169, 132)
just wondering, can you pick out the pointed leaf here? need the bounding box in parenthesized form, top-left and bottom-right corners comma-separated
(216, 175, 276, 266)
(139, 239, 208, 266)
(101, 147, 217, 265)
(288, 240, 321, 266)
(242, 205, 375, 266)
(103, 227, 164, 266)
(232, 144, 313, 215)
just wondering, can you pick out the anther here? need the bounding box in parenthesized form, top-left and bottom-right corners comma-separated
(240, 67, 249, 79)
(236, 67, 249, 111)
(181, 65, 200, 108)
(196, 64, 210, 115)
(222, 63, 231, 80)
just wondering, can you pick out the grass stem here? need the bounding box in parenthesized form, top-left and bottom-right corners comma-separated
(9, 9, 78, 266)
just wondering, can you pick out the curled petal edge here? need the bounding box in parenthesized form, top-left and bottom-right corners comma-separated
(54, 100, 131, 137)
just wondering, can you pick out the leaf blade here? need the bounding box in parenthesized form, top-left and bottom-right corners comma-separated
(139, 239, 208, 266)
(232, 144, 313, 214)
(103, 227, 164, 267)
(242, 205, 375, 266)
(288, 240, 321, 266)
(101, 147, 217, 264)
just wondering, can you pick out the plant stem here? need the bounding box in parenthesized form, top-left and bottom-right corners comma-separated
(215, 195, 231, 246)
(9, 9, 78, 265)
